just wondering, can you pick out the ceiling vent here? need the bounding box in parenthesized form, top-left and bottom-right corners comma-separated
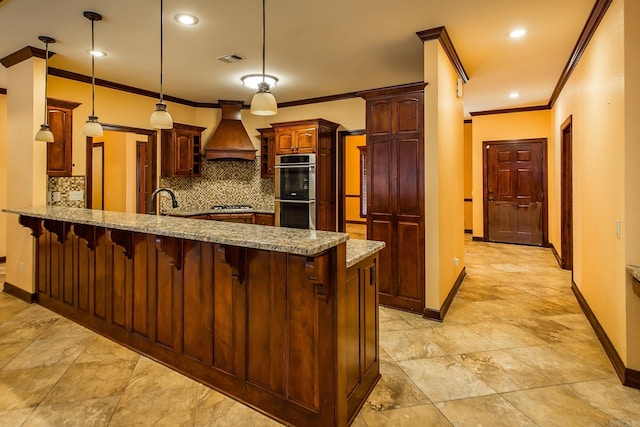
(217, 53, 244, 63)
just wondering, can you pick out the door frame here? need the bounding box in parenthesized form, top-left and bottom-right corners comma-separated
(482, 138, 549, 246)
(560, 116, 573, 270)
(337, 129, 366, 233)
(85, 123, 157, 212)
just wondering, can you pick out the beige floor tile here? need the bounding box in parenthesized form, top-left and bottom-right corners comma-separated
(195, 388, 282, 427)
(398, 356, 496, 402)
(453, 350, 555, 393)
(379, 307, 414, 332)
(0, 365, 69, 411)
(507, 340, 615, 384)
(509, 316, 597, 344)
(22, 397, 119, 427)
(0, 341, 29, 369)
(467, 319, 548, 349)
(379, 327, 447, 362)
(110, 385, 201, 426)
(74, 334, 140, 365)
(503, 385, 614, 426)
(0, 295, 29, 323)
(122, 356, 200, 396)
(435, 394, 536, 426)
(362, 404, 452, 427)
(40, 359, 137, 405)
(565, 378, 640, 423)
(421, 325, 498, 355)
(362, 360, 430, 412)
(0, 408, 34, 426)
(0, 317, 58, 345)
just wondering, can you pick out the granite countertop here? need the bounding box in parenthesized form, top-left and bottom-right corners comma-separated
(627, 265, 640, 282)
(164, 208, 275, 216)
(346, 239, 385, 269)
(4, 206, 346, 256)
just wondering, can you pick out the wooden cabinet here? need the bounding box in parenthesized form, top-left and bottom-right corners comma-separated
(271, 119, 340, 231)
(360, 83, 426, 313)
(253, 213, 274, 226)
(161, 123, 206, 177)
(257, 127, 275, 178)
(47, 99, 80, 176)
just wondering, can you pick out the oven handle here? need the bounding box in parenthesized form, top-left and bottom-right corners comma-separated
(275, 164, 316, 169)
(275, 199, 316, 204)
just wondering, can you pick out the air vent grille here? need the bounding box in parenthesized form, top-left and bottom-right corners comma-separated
(217, 54, 244, 63)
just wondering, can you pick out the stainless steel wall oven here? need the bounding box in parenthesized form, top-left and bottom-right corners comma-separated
(275, 154, 316, 229)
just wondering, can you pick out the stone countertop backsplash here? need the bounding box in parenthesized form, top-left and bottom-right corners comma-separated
(159, 158, 275, 212)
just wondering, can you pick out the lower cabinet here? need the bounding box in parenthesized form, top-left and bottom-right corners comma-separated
(253, 213, 275, 226)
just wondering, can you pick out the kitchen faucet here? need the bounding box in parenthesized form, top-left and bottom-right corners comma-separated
(148, 187, 178, 215)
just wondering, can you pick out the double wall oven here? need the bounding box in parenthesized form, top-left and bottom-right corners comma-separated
(275, 154, 316, 229)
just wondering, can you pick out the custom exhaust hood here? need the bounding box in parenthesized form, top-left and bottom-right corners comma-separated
(203, 100, 257, 161)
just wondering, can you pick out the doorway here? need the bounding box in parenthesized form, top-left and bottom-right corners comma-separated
(483, 138, 548, 246)
(86, 124, 157, 213)
(337, 130, 367, 239)
(560, 116, 573, 270)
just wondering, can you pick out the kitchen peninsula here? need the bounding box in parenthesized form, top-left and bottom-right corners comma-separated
(4, 206, 383, 426)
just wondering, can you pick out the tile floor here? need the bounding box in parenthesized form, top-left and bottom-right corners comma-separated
(1, 238, 640, 426)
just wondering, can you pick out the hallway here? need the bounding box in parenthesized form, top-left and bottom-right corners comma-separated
(0, 238, 639, 425)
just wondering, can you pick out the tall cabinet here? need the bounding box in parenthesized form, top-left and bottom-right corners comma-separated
(270, 119, 339, 231)
(360, 83, 426, 313)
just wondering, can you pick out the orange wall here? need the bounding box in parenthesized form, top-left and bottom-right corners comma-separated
(424, 40, 465, 309)
(345, 134, 365, 223)
(552, 0, 637, 367)
(0, 94, 7, 259)
(463, 122, 472, 231)
(471, 110, 552, 239)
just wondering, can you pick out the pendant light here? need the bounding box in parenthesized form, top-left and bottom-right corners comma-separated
(150, 0, 173, 129)
(250, 0, 277, 116)
(35, 36, 55, 142)
(83, 11, 104, 137)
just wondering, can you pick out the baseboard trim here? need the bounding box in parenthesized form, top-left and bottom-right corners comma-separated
(549, 243, 562, 267)
(571, 281, 640, 389)
(0, 256, 6, 263)
(3, 282, 37, 304)
(472, 236, 484, 242)
(464, 229, 472, 234)
(423, 267, 466, 322)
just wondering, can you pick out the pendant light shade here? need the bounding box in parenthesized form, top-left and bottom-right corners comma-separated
(250, 0, 277, 116)
(150, 0, 173, 129)
(35, 36, 55, 142)
(83, 11, 103, 137)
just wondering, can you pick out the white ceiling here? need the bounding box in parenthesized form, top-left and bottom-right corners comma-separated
(0, 0, 595, 116)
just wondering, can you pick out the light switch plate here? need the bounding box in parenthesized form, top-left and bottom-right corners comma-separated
(69, 190, 84, 201)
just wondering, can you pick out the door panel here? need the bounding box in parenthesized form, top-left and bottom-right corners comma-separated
(485, 140, 545, 246)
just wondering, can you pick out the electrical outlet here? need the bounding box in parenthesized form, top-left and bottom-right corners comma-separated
(19, 262, 24, 274)
(454, 257, 459, 267)
(69, 190, 84, 201)
(616, 220, 621, 239)
(52, 191, 61, 202)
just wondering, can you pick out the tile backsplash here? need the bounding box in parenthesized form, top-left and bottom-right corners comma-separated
(159, 157, 275, 211)
(47, 176, 85, 208)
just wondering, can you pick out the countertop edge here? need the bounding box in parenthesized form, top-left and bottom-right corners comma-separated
(346, 240, 385, 269)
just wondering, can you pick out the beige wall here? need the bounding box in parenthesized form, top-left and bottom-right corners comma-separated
(424, 40, 466, 309)
(0, 94, 7, 259)
(552, 0, 637, 367)
(471, 110, 552, 238)
(270, 98, 366, 131)
(463, 122, 472, 231)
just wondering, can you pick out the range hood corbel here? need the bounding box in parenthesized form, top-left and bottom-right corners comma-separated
(203, 100, 258, 161)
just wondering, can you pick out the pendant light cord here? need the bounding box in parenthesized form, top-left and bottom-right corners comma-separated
(91, 18, 96, 116)
(43, 41, 49, 125)
(160, 0, 164, 103)
(261, 0, 266, 83)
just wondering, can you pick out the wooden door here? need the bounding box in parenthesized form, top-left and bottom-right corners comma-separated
(484, 139, 546, 246)
(366, 90, 425, 313)
(560, 117, 573, 269)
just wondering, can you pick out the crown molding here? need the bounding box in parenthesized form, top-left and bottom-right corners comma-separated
(416, 26, 469, 83)
(0, 46, 54, 68)
(470, 104, 550, 117)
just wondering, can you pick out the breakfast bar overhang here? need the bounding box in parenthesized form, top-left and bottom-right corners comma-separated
(4, 206, 383, 426)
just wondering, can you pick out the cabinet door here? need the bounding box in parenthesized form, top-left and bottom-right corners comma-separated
(174, 132, 194, 175)
(254, 213, 275, 226)
(294, 127, 317, 153)
(275, 129, 295, 154)
(47, 106, 73, 176)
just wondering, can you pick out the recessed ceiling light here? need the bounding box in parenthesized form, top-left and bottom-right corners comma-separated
(509, 92, 520, 98)
(510, 28, 526, 38)
(174, 13, 198, 25)
(89, 49, 106, 57)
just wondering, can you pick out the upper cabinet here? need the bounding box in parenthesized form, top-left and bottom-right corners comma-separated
(271, 119, 338, 154)
(257, 127, 275, 178)
(47, 99, 80, 177)
(161, 122, 206, 177)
